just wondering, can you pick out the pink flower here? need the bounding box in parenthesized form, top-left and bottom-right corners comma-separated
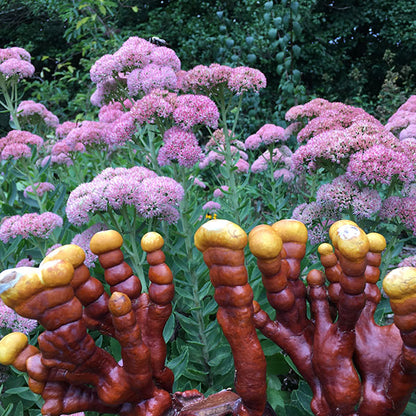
(285, 98, 332, 121)
(128, 64, 177, 95)
(173, 94, 219, 130)
(0, 130, 43, 152)
(149, 46, 181, 71)
(227, 67, 267, 94)
(0, 212, 63, 243)
(23, 182, 55, 198)
(64, 120, 111, 149)
(347, 145, 415, 185)
(213, 186, 229, 198)
(0, 298, 38, 334)
(251, 149, 282, 173)
(203, 201, 221, 211)
(66, 167, 183, 225)
(157, 127, 202, 168)
(131, 89, 176, 124)
(56, 121, 78, 138)
(182, 65, 212, 92)
(0, 47, 31, 63)
(108, 112, 136, 145)
(380, 196, 416, 236)
(398, 256, 416, 267)
(114, 37, 156, 70)
(193, 177, 207, 188)
(209, 63, 233, 85)
(16, 100, 59, 128)
(1, 143, 31, 160)
(0, 58, 35, 79)
(98, 102, 125, 123)
(15, 258, 35, 267)
(90, 54, 122, 84)
(316, 176, 357, 211)
(273, 168, 295, 183)
(235, 158, 250, 173)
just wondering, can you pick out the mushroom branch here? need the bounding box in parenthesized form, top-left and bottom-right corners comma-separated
(195, 218, 416, 416)
(0, 230, 173, 416)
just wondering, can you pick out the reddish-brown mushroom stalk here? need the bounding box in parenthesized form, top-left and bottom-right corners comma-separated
(194, 219, 267, 416)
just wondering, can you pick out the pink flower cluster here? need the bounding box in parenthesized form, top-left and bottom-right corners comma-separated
(380, 196, 416, 236)
(245, 124, 286, 150)
(66, 167, 184, 225)
(181, 63, 266, 95)
(0, 46, 35, 79)
(71, 223, 107, 268)
(98, 101, 125, 123)
(398, 256, 416, 267)
(347, 144, 415, 185)
(385, 96, 416, 134)
(130, 89, 219, 131)
(202, 201, 221, 212)
(291, 120, 400, 173)
(292, 202, 336, 245)
(55, 121, 78, 139)
(90, 37, 181, 103)
(0, 212, 63, 243)
(316, 175, 382, 218)
(213, 186, 229, 198)
(16, 100, 59, 128)
(0, 130, 43, 160)
(130, 89, 176, 125)
(251, 148, 283, 173)
(23, 182, 55, 198)
(286, 99, 382, 143)
(0, 298, 38, 334)
(173, 94, 219, 130)
(157, 127, 203, 168)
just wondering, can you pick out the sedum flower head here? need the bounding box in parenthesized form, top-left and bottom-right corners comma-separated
(66, 167, 184, 225)
(347, 144, 415, 185)
(15, 100, 59, 129)
(227, 66, 267, 95)
(173, 94, 219, 130)
(23, 182, 55, 198)
(0, 212, 63, 243)
(157, 127, 203, 168)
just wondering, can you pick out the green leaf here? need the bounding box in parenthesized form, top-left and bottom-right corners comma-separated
(168, 346, 189, 379)
(76, 16, 90, 30)
(132, 6, 138, 12)
(163, 313, 175, 342)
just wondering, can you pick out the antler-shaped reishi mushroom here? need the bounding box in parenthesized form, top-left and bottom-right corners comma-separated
(196, 218, 416, 416)
(0, 230, 174, 416)
(194, 219, 267, 416)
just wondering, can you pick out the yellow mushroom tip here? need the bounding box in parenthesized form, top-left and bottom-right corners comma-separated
(272, 219, 308, 244)
(383, 267, 416, 300)
(331, 223, 369, 260)
(194, 219, 247, 252)
(141, 232, 164, 253)
(248, 224, 283, 259)
(40, 259, 74, 287)
(0, 332, 28, 365)
(318, 243, 334, 256)
(328, 220, 358, 243)
(0, 267, 34, 295)
(367, 232, 386, 253)
(90, 230, 123, 255)
(40, 244, 86, 268)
